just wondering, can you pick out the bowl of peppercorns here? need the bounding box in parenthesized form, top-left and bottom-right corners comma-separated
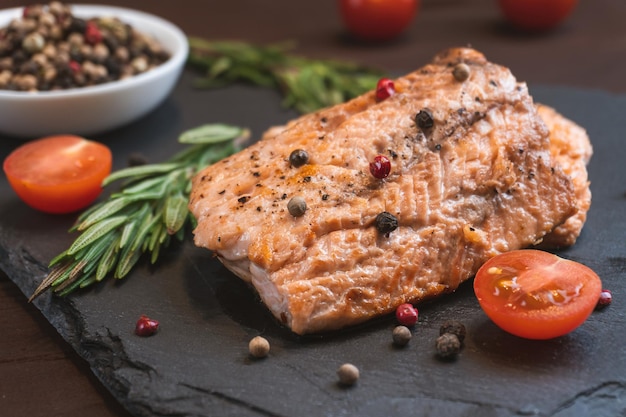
(0, 2, 188, 138)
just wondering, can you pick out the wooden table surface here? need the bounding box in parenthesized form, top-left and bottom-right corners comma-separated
(1, 1, 625, 416)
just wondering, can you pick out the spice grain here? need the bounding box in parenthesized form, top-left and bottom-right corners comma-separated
(337, 363, 359, 386)
(392, 325, 412, 347)
(248, 336, 270, 358)
(0, 2, 170, 92)
(435, 333, 461, 359)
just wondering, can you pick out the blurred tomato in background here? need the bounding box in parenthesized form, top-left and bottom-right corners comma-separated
(339, 0, 419, 41)
(497, 0, 578, 32)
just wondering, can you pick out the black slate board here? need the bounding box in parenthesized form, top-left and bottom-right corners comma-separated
(1, 73, 625, 417)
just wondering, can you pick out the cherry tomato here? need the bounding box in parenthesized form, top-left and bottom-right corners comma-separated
(3, 135, 112, 214)
(339, 0, 419, 42)
(497, 0, 578, 32)
(474, 249, 601, 340)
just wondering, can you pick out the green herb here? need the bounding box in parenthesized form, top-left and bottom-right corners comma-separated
(187, 38, 384, 114)
(30, 124, 247, 301)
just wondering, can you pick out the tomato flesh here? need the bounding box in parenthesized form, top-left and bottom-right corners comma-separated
(474, 249, 601, 340)
(497, 0, 578, 32)
(339, 0, 419, 42)
(3, 135, 112, 214)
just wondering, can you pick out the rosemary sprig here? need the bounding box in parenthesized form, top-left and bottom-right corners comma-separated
(30, 124, 248, 301)
(187, 37, 384, 114)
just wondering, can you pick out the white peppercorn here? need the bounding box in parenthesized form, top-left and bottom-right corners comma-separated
(22, 32, 45, 54)
(39, 12, 56, 27)
(42, 43, 57, 59)
(131, 56, 148, 74)
(67, 32, 84, 47)
(337, 363, 359, 386)
(93, 43, 109, 62)
(248, 336, 270, 358)
(392, 325, 412, 347)
(0, 70, 11, 88)
(453, 63, 471, 82)
(43, 66, 57, 82)
(16, 74, 38, 90)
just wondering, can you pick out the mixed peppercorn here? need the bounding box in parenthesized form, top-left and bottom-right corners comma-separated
(135, 314, 159, 337)
(0, 2, 170, 92)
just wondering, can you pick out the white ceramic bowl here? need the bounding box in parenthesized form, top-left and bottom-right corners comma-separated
(0, 5, 188, 139)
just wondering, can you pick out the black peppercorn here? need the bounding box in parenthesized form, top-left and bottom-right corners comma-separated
(289, 149, 309, 168)
(439, 320, 466, 343)
(375, 211, 398, 236)
(415, 109, 434, 129)
(435, 333, 461, 359)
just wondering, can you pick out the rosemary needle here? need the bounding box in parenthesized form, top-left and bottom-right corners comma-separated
(30, 124, 248, 301)
(187, 37, 384, 114)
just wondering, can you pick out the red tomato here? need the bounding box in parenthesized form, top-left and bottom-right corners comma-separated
(339, 0, 419, 41)
(474, 249, 601, 340)
(3, 135, 112, 214)
(497, 0, 578, 32)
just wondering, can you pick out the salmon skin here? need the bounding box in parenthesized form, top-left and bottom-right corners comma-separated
(189, 47, 586, 335)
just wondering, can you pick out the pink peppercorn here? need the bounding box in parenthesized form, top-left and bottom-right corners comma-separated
(395, 303, 418, 326)
(369, 154, 391, 179)
(68, 60, 81, 74)
(596, 289, 612, 310)
(135, 315, 159, 337)
(375, 78, 395, 101)
(85, 21, 103, 45)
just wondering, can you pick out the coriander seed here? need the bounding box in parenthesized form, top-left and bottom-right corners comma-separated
(337, 363, 359, 386)
(288, 196, 307, 217)
(392, 325, 412, 347)
(248, 336, 270, 358)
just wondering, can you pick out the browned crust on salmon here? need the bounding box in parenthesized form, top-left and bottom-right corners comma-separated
(189, 47, 579, 334)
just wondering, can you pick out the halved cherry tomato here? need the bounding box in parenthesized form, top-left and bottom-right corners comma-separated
(339, 0, 419, 42)
(497, 0, 578, 32)
(474, 249, 601, 340)
(3, 135, 112, 214)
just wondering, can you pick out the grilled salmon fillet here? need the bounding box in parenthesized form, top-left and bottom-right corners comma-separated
(537, 104, 592, 247)
(189, 47, 581, 335)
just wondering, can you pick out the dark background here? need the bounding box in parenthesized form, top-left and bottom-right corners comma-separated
(2, 1, 626, 416)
